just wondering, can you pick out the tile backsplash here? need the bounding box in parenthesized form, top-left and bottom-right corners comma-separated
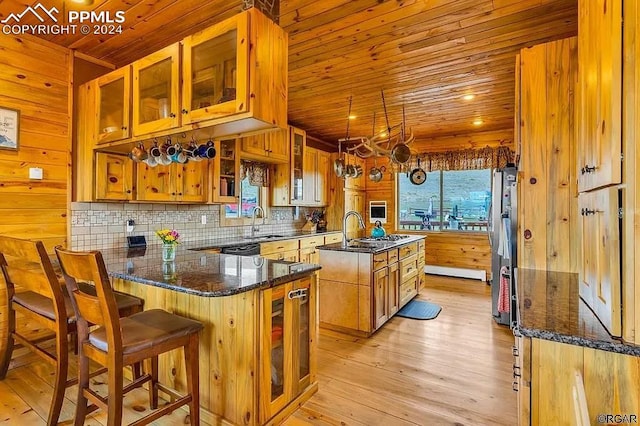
(70, 202, 310, 250)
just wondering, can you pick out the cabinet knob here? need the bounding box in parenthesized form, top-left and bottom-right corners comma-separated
(171, 192, 176, 196)
(169, 112, 176, 118)
(512, 345, 519, 356)
(178, 192, 182, 196)
(126, 190, 131, 194)
(121, 126, 127, 131)
(181, 109, 188, 114)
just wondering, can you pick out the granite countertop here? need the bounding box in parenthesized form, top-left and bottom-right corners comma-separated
(184, 229, 342, 251)
(515, 268, 640, 356)
(99, 245, 320, 297)
(316, 234, 425, 254)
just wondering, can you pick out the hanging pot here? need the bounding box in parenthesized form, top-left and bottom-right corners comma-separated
(391, 143, 411, 164)
(334, 142, 346, 178)
(409, 158, 427, 185)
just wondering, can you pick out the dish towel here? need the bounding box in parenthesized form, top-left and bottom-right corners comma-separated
(497, 217, 511, 260)
(498, 266, 510, 313)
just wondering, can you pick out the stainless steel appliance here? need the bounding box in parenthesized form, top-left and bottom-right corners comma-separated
(488, 166, 518, 326)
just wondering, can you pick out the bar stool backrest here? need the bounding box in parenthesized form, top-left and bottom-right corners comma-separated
(55, 247, 123, 355)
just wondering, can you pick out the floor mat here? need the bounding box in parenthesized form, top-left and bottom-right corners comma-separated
(396, 299, 442, 320)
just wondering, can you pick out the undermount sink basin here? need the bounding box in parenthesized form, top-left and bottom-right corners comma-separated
(243, 234, 285, 241)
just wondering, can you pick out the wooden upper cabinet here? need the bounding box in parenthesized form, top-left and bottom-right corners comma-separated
(95, 152, 134, 200)
(136, 161, 208, 203)
(577, 0, 622, 192)
(96, 67, 131, 144)
(578, 187, 621, 337)
(132, 43, 181, 136)
(291, 126, 306, 204)
(182, 12, 249, 125)
(240, 128, 289, 163)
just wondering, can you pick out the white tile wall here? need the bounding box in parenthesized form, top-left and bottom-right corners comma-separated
(70, 202, 311, 250)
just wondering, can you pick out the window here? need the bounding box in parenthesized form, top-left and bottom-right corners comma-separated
(398, 169, 491, 232)
(224, 177, 261, 219)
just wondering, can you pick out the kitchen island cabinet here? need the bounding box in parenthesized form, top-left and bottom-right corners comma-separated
(102, 247, 320, 426)
(317, 235, 426, 337)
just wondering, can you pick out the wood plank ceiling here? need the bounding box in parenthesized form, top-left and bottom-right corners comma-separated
(0, 0, 578, 146)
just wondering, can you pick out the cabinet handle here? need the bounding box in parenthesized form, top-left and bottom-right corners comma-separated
(169, 112, 176, 118)
(181, 109, 188, 114)
(581, 164, 597, 174)
(121, 126, 127, 130)
(288, 288, 308, 299)
(512, 381, 519, 392)
(512, 345, 519, 356)
(374, 259, 385, 263)
(581, 208, 597, 216)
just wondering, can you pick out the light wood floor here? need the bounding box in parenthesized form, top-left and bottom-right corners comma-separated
(0, 275, 516, 425)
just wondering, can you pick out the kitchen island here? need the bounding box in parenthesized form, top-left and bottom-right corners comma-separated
(316, 235, 426, 337)
(101, 245, 321, 426)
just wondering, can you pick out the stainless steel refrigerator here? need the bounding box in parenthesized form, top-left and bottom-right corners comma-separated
(489, 166, 518, 326)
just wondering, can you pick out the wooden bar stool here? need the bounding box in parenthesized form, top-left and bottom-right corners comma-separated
(0, 236, 144, 426)
(55, 246, 203, 426)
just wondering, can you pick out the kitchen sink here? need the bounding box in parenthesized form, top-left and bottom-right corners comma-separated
(243, 234, 285, 241)
(347, 239, 390, 248)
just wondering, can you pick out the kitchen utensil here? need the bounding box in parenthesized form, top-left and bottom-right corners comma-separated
(149, 140, 162, 158)
(354, 163, 363, 178)
(391, 142, 411, 164)
(196, 140, 216, 158)
(129, 142, 148, 162)
(410, 157, 427, 185)
(371, 220, 386, 238)
(334, 141, 346, 178)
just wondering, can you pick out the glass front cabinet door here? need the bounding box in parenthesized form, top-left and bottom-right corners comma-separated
(260, 277, 316, 423)
(290, 126, 306, 204)
(132, 43, 180, 136)
(182, 12, 249, 125)
(96, 67, 131, 144)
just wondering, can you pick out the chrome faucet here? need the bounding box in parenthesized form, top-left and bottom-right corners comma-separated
(251, 206, 266, 238)
(342, 210, 365, 248)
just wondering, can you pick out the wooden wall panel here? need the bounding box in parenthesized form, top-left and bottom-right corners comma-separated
(518, 37, 578, 273)
(0, 35, 71, 248)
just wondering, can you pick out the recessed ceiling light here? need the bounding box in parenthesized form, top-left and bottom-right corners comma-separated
(462, 94, 475, 101)
(473, 119, 484, 126)
(348, 115, 356, 120)
(71, 0, 94, 4)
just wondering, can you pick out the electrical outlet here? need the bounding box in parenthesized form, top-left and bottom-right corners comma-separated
(201, 215, 207, 225)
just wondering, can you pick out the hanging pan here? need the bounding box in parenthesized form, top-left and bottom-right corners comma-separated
(391, 143, 411, 164)
(409, 157, 427, 185)
(334, 141, 346, 178)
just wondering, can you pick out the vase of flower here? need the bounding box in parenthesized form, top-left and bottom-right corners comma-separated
(162, 243, 176, 262)
(156, 229, 180, 262)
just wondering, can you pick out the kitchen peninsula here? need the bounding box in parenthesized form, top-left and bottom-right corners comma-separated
(317, 235, 426, 336)
(101, 245, 320, 425)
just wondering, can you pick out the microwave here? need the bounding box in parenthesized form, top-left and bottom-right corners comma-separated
(369, 201, 387, 224)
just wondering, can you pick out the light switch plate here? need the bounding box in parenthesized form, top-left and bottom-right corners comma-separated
(29, 167, 43, 180)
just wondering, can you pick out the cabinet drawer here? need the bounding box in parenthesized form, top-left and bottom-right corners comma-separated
(262, 249, 299, 262)
(400, 276, 418, 308)
(400, 254, 418, 281)
(399, 242, 418, 259)
(299, 236, 324, 249)
(373, 252, 388, 271)
(387, 249, 399, 264)
(260, 239, 298, 255)
(324, 233, 343, 244)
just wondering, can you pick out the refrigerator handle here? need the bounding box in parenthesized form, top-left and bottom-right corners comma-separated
(486, 200, 493, 247)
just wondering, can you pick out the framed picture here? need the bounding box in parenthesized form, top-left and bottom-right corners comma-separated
(0, 107, 19, 151)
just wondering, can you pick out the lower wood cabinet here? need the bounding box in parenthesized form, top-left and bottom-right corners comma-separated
(260, 276, 316, 423)
(515, 335, 640, 425)
(95, 152, 134, 200)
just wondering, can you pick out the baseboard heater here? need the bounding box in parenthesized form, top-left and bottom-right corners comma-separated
(424, 265, 487, 282)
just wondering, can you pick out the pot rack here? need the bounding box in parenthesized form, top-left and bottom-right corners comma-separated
(338, 90, 416, 162)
